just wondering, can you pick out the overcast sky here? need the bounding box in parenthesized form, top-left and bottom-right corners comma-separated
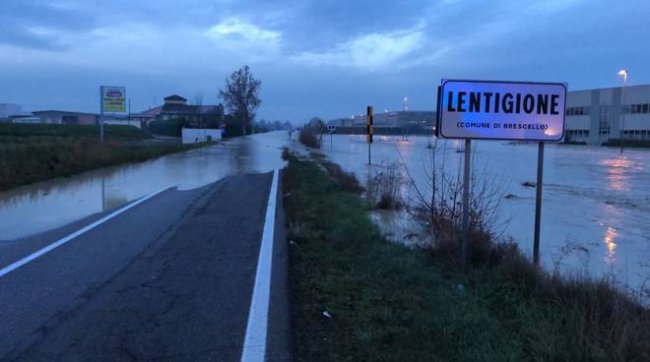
(0, 0, 648, 123)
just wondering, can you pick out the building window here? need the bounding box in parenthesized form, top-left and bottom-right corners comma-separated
(643, 104, 649, 113)
(566, 107, 589, 116)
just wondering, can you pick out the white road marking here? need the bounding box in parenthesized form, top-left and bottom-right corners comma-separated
(0, 187, 172, 278)
(241, 170, 279, 362)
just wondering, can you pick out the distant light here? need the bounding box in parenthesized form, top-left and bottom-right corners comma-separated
(618, 69, 628, 76)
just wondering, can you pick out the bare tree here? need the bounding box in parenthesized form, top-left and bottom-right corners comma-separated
(397, 140, 508, 248)
(219, 65, 261, 135)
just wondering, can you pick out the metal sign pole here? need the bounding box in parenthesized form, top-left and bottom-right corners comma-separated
(368, 139, 371, 165)
(533, 141, 545, 265)
(99, 86, 104, 143)
(461, 139, 471, 270)
(367, 106, 373, 165)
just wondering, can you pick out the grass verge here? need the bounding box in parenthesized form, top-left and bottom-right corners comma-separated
(0, 124, 204, 191)
(283, 152, 650, 361)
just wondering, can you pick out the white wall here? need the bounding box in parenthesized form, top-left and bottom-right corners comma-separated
(182, 128, 223, 144)
(566, 90, 591, 106)
(622, 115, 650, 130)
(565, 116, 591, 130)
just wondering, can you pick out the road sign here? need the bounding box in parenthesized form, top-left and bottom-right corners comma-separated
(326, 125, 336, 134)
(437, 80, 567, 141)
(101, 86, 127, 114)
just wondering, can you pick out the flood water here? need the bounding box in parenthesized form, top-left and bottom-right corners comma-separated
(323, 134, 650, 295)
(2, 130, 648, 295)
(0, 132, 288, 241)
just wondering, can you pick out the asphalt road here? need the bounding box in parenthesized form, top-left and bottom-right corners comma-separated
(0, 172, 289, 361)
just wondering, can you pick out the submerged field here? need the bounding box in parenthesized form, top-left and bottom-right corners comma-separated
(0, 124, 201, 191)
(322, 134, 650, 297)
(283, 151, 650, 361)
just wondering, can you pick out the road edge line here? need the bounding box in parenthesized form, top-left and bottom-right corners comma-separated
(0, 187, 172, 279)
(241, 170, 279, 362)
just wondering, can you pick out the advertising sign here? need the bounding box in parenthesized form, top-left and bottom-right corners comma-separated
(437, 80, 567, 141)
(101, 86, 126, 113)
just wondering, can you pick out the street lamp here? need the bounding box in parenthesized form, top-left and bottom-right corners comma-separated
(618, 69, 628, 83)
(618, 69, 628, 153)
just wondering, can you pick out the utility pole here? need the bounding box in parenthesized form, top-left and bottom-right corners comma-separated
(99, 86, 104, 143)
(618, 69, 628, 153)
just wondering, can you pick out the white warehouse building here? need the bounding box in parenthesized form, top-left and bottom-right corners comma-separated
(565, 84, 650, 145)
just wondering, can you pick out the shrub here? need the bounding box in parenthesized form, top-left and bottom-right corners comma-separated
(366, 163, 404, 210)
(299, 125, 321, 148)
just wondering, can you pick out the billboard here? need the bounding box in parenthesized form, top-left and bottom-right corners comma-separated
(437, 80, 567, 141)
(101, 86, 126, 113)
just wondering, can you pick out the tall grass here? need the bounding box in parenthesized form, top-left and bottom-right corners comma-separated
(299, 125, 321, 148)
(0, 123, 147, 140)
(0, 124, 197, 191)
(365, 162, 404, 210)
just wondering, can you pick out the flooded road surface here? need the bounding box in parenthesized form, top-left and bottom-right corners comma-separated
(324, 134, 650, 294)
(0, 131, 288, 240)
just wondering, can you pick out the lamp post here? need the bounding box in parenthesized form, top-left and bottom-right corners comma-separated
(618, 69, 628, 153)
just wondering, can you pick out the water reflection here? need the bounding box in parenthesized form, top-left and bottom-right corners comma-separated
(603, 226, 618, 264)
(0, 132, 287, 240)
(601, 157, 632, 192)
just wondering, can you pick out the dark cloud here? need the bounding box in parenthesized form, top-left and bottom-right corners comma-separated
(0, 0, 96, 50)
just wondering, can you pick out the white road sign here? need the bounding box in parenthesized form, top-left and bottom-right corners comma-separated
(437, 80, 567, 141)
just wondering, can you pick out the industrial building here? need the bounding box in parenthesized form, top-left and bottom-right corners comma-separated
(565, 84, 650, 145)
(329, 110, 435, 135)
(0, 103, 21, 118)
(131, 95, 225, 128)
(32, 110, 97, 125)
(0, 107, 98, 125)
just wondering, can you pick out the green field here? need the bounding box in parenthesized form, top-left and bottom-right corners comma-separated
(0, 124, 200, 191)
(283, 152, 650, 361)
